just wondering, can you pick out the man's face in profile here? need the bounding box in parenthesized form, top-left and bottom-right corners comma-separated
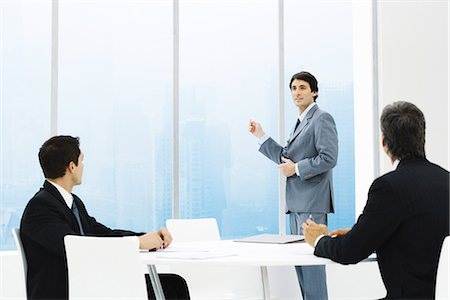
(72, 152, 84, 186)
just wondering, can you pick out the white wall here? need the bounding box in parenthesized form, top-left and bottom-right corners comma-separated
(354, 0, 449, 216)
(377, 0, 449, 174)
(353, 0, 378, 218)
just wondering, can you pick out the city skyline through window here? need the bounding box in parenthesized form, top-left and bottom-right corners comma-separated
(1, 0, 356, 250)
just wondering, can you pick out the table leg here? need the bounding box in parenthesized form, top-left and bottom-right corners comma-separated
(147, 264, 166, 300)
(260, 266, 270, 300)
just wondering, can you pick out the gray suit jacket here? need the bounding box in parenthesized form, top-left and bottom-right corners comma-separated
(259, 104, 338, 213)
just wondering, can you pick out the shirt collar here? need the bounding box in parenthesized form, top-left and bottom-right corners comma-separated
(392, 159, 400, 169)
(46, 180, 73, 208)
(299, 102, 316, 123)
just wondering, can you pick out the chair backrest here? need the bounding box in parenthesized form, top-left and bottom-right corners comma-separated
(164, 218, 263, 299)
(435, 235, 449, 300)
(166, 218, 220, 242)
(64, 235, 148, 300)
(11, 228, 28, 297)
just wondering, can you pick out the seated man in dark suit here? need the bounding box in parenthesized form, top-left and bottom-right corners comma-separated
(20, 135, 190, 300)
(303, 101, 449, 299)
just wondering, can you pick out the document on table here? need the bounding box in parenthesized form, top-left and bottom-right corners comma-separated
(155, 249, 237, 260)
(139, 245, 208, 253)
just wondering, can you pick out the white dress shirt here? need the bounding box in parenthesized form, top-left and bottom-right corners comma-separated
(46, 180, 73, 208)
(258, 102, 317, 177)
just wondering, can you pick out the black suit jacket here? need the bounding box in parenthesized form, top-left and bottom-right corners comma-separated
(315, 158, 449, 299)
(20, 181, 142, 300)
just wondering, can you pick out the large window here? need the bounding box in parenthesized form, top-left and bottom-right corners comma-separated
(58, 1, 173, 232)
(284, 1, 355, 230)
(179, 1, 279, 238)
(1, 0, 361, 250)
(0, 0, 51, 250)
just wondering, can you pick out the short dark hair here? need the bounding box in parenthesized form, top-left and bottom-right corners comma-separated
(38, 136, 81, 179)
(380, 101, 426, 160)
(289, 71, 319, 100)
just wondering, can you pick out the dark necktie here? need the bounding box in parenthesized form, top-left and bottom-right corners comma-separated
(71, 200, 85, 235)
(294, 118, 301, 131)
(283, 118, 301, 158)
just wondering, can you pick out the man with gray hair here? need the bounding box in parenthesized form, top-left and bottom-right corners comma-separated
(303, 101, 449, 299)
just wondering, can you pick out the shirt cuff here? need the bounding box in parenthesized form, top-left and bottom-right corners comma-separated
(125, 236, 141, 249)
(314, 234, 326, 247)
(258, 134, 270, 145)
(295, 163, 300, 176)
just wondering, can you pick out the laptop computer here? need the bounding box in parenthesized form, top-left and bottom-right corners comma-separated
(234, 233, 304, 244)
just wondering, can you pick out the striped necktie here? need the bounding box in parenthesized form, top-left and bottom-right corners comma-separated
(71, 201, 85, 235)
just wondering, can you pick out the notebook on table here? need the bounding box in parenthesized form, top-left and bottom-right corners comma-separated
(234, 234, 304, 244)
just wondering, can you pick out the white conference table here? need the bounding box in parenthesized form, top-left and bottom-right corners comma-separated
(140, 240, 376, 300)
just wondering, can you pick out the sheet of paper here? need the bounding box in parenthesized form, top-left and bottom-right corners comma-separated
(157, 246, 209, 253)
(156, 250, 237, 260)
(139, 246, 209, 253)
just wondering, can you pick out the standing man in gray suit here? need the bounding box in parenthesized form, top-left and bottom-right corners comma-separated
(248, 71, 338, 300)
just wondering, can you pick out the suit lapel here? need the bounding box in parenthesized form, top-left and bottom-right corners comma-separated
(289, 105, 319, 143)
(43, 180, 80, 229)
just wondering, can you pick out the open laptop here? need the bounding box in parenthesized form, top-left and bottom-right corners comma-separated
(234, 233, 304, 244)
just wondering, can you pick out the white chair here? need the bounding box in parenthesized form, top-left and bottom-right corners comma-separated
(435, 235, 449, 300)
(64, 235, 148, 300)
(12, 228, 28, 297)
(166, 218, 220, 242)
(166, 218, 263, 299)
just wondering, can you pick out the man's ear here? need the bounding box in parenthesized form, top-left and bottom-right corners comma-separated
(381, 134, 391, 156)
(67, 161, 76, 174)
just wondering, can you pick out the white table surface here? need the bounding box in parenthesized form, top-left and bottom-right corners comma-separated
(140, 239, 376, 300)
(140, 239, 339, 267)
